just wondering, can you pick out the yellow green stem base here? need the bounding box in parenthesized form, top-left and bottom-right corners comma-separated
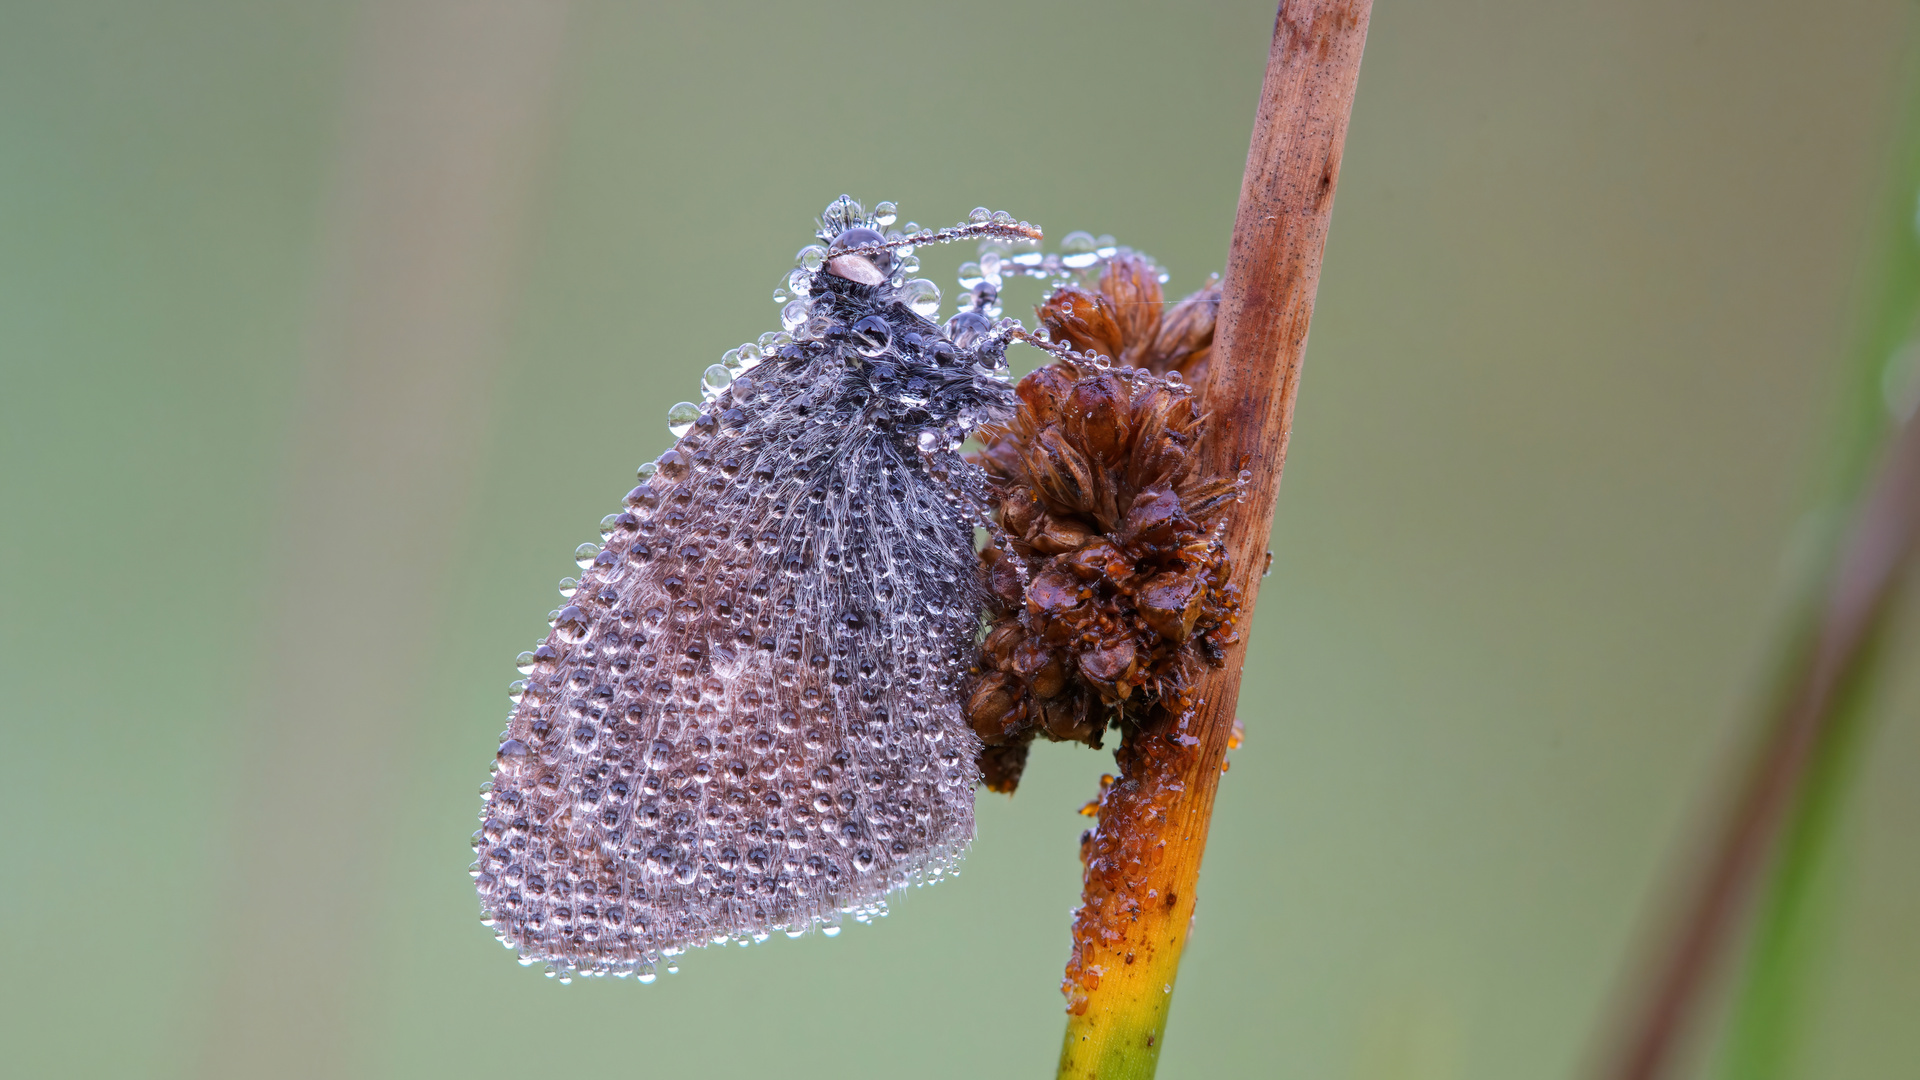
(1058, 963, 1182, 1080)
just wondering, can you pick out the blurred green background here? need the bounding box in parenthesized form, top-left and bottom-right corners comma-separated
(3, 1, 1917, 1077)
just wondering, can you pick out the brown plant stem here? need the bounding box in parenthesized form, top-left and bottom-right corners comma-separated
(1056, 4, 1373, 1077)
(1594, 406, 1920, 1080)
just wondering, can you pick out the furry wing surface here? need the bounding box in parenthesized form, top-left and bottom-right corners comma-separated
(475, 342, 989, 978)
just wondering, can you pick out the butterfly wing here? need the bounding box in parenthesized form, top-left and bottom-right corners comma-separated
(476, 341, 986, 978)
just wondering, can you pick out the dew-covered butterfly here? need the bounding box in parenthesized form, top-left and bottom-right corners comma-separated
(473, 196, 1069, 982)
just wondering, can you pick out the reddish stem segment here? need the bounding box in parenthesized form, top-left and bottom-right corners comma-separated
(1596, 409, 1920, 1080)
(1057, 4, 1373, 1077)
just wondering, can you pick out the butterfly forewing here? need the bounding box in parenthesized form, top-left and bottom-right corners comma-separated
(475, 261, 1014, 979)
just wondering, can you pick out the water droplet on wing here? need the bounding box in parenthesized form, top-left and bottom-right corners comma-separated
(902, 279, 941, 319)
(667, 401, 701, 437)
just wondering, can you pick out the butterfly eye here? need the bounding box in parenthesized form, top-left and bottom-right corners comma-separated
(826, 227, 891, 285)
(850, 315, 892, 357)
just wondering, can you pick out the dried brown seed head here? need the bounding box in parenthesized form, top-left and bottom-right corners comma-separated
(1035, 256, 1220, 386)
(966, 348, 1243, 790)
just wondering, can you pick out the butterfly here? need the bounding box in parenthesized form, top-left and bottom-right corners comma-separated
(473, 197, 1052, 981)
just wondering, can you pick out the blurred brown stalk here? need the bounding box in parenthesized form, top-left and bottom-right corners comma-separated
(1595, 402, 1920, 1080)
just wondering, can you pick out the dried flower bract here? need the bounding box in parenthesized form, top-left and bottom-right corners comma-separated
(1034, 253, 1222, 387)
(967, 257, 1241, 793)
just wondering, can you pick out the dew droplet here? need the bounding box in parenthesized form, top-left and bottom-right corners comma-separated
(574, 544, 601, 569)
(946, 311, 989, 350)
(902, 279, 941, 319)
(968, 207, 991, 225)
(851, 315, 892, 357)
(558, 576, 578, 597)
(873, 201, 897, 227)
(702, 364, 734, 400)
(667, 401, 701, 437)
(515, 651, 536, 675)
(797, 245, 827, 271)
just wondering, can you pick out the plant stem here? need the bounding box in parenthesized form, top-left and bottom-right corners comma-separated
(1716, 654, 1880, 1080)
(1594, 357, 1920, 1080)
(1595, 36, 1920, 1080)
(1714, 43, 1920, 1078)
(1055, 4, 1372, 1077)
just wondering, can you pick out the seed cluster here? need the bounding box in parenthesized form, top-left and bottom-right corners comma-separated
(966, 257, 1241, 792)
(1034, 253, 1222, 387)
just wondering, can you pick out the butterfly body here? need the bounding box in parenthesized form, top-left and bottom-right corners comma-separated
(475, 200, 1031, 979)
